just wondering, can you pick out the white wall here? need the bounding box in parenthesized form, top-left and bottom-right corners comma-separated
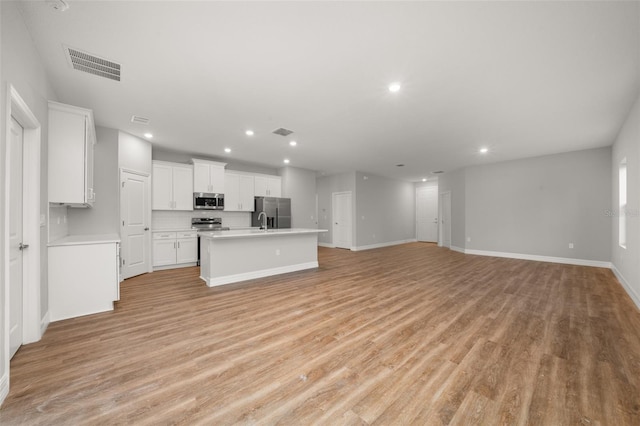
(279, 166, 317, 229)
(611, 92, 640, 309)
(438, 168, 466, 249)
(119, 131, 152, 176)
(316, 172, 356, 246)
(1, 0, 58, 405)
(465, 147, 612, 261)
(68, 126, 119, 235)
(355, 172, 415, 248)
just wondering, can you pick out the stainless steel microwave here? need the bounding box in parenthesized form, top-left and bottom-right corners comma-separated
(193, 192, 224, 210)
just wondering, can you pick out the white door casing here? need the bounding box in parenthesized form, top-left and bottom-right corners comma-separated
(416, 186, 438, 242)
(121, 170, 151, 279)
(332, 191, 353, 249)
(8, 117, 24, 359)
(439, 191, 452, 248)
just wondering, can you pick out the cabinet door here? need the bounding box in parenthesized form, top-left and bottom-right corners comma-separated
(152, 164, 174, 210)
(254, 176, 268, 197)
(239, 174, 255, 211)
(49, 108, 87, 204)
(84, 117, 96, 205)
(193, 163, 211, 193)
(172, 166, 194, 210)
(176, 238, 197, 263)
(153, 239, 176, 266)
(224, 173, 241, 211)
(210, 166, 226, 193)
(268, 177, 282, 197)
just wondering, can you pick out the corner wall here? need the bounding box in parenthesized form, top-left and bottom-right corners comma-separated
(438, 168, 466, 249)
(611, 92, 640, 308)
(316, 172, 356, 246)
(279, 166, 317, 229)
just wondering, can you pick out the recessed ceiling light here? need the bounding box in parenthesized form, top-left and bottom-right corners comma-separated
(283, 159, 290, 164)
(245, 130, 254, 136)
(479, 147, 489, 154)
(143, 133, 153, 139)
(224, 148, 231, 153)
(389, 82, 401, 93)
(422, 178, 427, 182)
(289, 141, 297, 147)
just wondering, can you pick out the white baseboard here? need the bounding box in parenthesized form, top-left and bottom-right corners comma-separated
(318, 242, 335, 248)
(450, 245, 465, 253)
(352, 239, 417, 252)
(611, 264, 640, 311)
(153, 262, 198, 272)
(40, 311, 50, 337)
(0, 373, 8, 407)
(202, 261, 319, 287)
(463, 248, 612, 268)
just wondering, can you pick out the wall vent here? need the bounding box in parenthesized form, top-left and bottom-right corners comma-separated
(272, 127, 294, 137)
(65, 46, 121, 81)
(131, 115, 150, 125)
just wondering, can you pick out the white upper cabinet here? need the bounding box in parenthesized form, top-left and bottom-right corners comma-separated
(152, 161, 193, 210)
(224, 172, 255, 212)
(192, 159, 226, 193)
(254, 175, 282, 197)
(48, 101, 96, 207)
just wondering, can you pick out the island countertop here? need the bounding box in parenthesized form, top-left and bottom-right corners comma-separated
(198, 228, 327, 240)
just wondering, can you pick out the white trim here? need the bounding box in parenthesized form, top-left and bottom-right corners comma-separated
(463, 248, 612, 268)
(153, 262, 197, 272)
(40, 311, 50, 336)
(450, 245, 466, 254)
(332, 191, 353, 249)
(201, 261, 319, 287)
(352, 239, 417, 251)
(318, 242, 335, 248)
(0, 373, 8, 406)
(611, 264, 640, 311)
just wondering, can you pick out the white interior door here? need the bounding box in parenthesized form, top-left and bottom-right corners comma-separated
(439, 192, 452, 248)
(417, 186, 438, 242)
(332, 192, 352, 249)
(121, 170, 150, 279)
(9, 116, 24, 359)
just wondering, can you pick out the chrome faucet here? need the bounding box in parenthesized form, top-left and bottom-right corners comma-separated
(257, 211, 267, 230)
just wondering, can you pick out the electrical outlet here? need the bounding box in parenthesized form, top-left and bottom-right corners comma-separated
(361, 215, 365, 220)
(56, 217, 60, 225)
(569, 243, 574, 249)
(466, 237, 471, 242)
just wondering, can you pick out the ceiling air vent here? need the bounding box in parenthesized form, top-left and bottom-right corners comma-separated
(66, 46, 121, 81)
(131, 115, 150, 125)
(272, 127, 294, 137)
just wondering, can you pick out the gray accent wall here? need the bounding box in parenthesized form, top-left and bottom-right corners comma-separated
(316, 172, 356, 246)
(465, 147, 612, 261)
(68, 127, 119, 235)
(612, 91, 640, 308)
(279, 166, 317, 229)
(355, 172, 415, 247)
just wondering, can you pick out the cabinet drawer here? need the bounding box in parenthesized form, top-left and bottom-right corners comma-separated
(177, 231, 197, 239)
(153, 232, 177, 240)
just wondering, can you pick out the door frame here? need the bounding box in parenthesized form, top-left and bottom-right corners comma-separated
(416, 185, 438, 242)
(332, 191, 353, 250)
(438, 191, 451, 248)
(2, 84, 42, 402)
(120, 168, 152, 280)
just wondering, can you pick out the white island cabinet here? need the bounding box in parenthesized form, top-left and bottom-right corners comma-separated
(199, 228, 327, 287)
(48, 234, 120, 321)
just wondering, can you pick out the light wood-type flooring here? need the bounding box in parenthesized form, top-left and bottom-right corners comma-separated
(1, 243, 640, 425)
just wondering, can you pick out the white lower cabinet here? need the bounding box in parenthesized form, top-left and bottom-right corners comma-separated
(153, 231, 197, 268)
(48, 241, 120, 321)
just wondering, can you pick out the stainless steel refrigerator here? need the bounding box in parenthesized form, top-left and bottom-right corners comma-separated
(252, 197, 291, 229)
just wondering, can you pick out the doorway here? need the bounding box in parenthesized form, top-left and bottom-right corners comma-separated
(416, 186, 438, 242)
(438, 191, 451, 248)
(120, 169, 151, 280)
(332, 191, 352, 249)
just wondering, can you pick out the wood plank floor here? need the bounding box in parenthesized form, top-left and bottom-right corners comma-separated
(1, 243, 640, 425)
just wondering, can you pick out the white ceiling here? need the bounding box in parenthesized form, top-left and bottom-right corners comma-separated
(17, 1, 640, 181)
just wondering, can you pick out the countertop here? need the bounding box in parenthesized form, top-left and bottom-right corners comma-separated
(48, 233, 121, 247)
(199, 228, 327, 240)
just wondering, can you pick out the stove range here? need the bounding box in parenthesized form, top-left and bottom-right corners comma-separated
(191, 217, 230, 231)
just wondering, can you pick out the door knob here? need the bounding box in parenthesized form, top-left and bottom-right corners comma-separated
(19, 243, 29, 250)
(144, 227, 149, 231)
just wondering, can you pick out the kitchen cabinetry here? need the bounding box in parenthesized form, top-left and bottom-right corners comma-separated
(152, 161, 193, 210)
(153, 230, 197, 268)
(224, 172, 255, 212)
(48, 236, 120, 321)
(192, 159, 226, 193)
(48, 101, 96, 207)
(254, 175, 282, 197)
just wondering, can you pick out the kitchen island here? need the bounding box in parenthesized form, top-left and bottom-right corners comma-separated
(198, 228, 327, 287)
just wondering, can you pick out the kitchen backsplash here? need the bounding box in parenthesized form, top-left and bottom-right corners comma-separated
(49, 205, 69, 241)
(152, 210, 252, 230)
